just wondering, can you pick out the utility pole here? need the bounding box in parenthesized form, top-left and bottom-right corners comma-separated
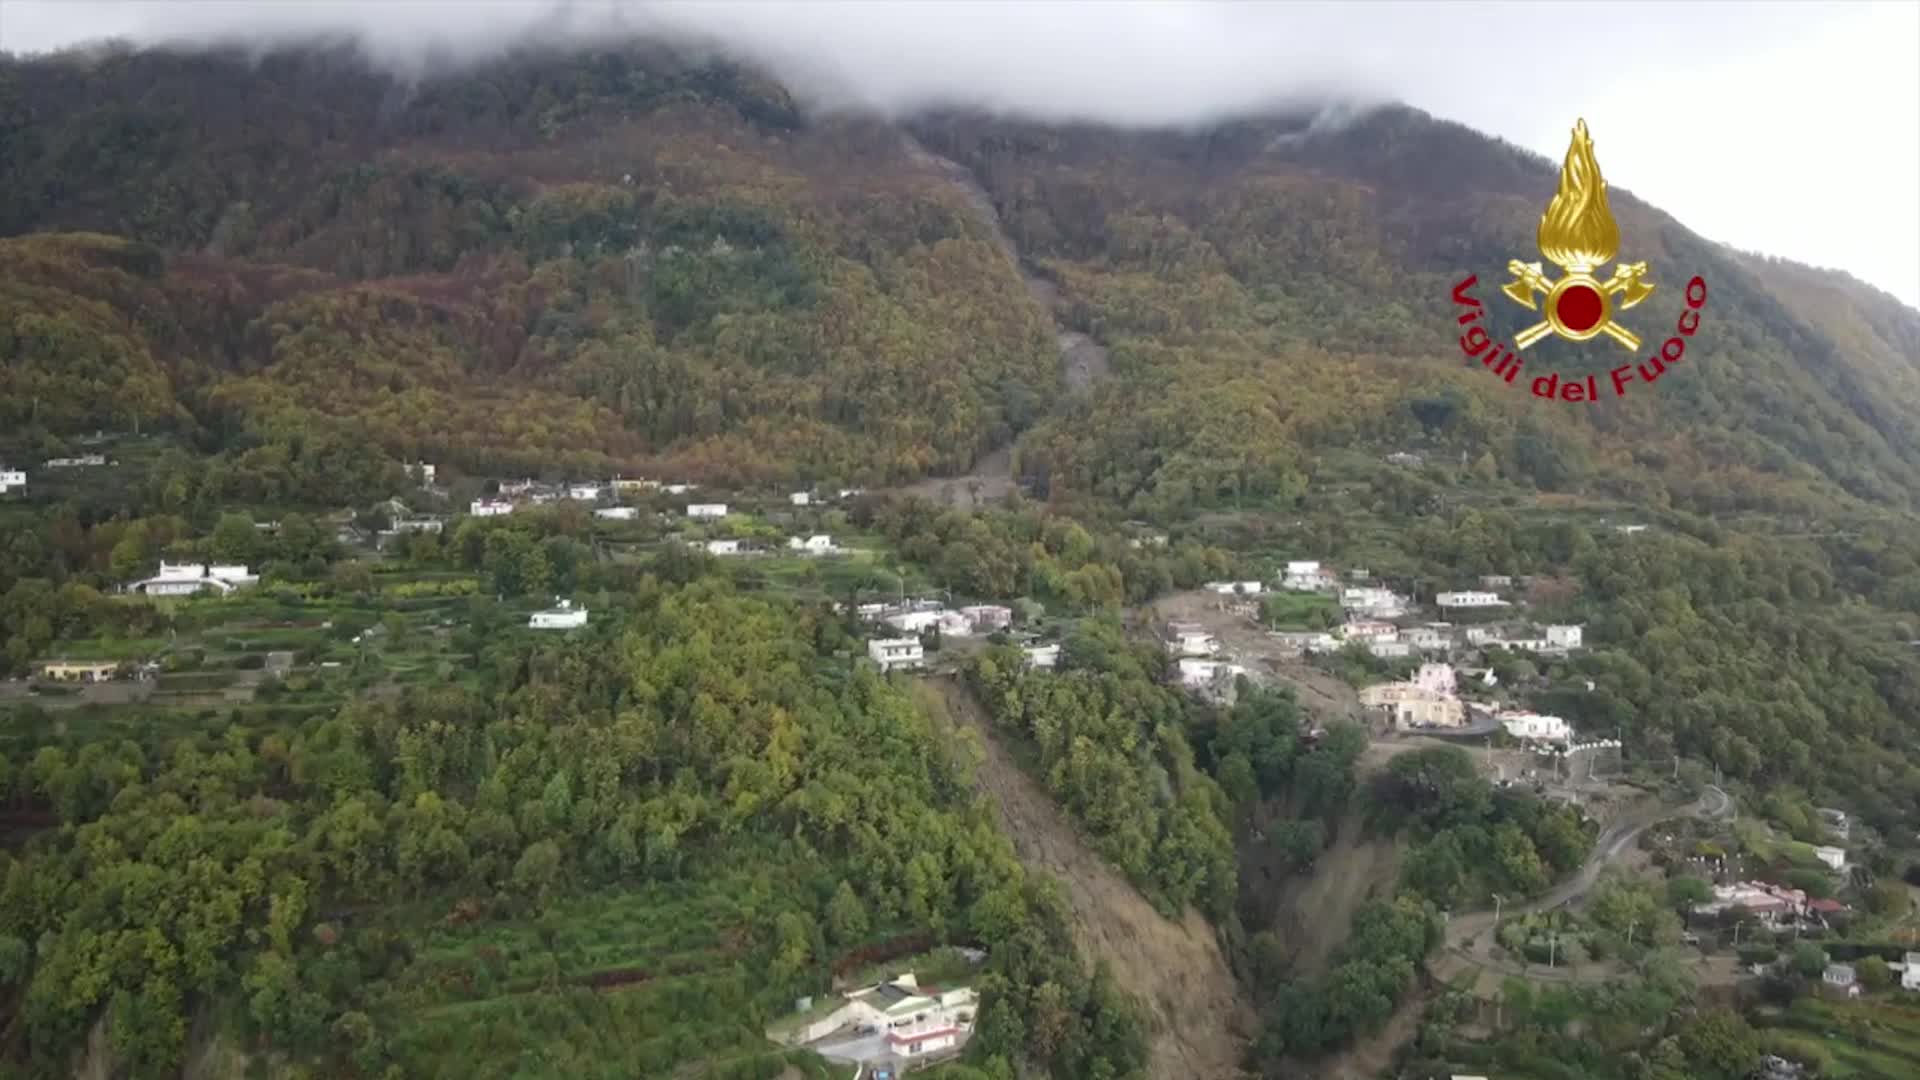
(1626, 918, 1638, 950)
(1548, 930, 1559, 969)
(1493, 893, 1505, 931)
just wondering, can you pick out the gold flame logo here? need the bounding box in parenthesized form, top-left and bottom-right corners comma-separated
(1501, 119, 1654, 350)
(1538, 119, 1620, 273)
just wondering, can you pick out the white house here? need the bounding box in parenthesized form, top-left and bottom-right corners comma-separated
(687, 503, 728, 519)
(1341, 620, 1399, 642)
(1813, 846, 1848, 872)
(885, 609, 946, 634)
(595, 507, 638, 520)
(704, 539, 742, 556)
(1178, 657, 1248, 690)
(1281, 561, 1336, 592)
(1546, 625, 1584, 650)
(567, 483, 605, 502)
(1900, 952, 1920, 991)
(1341, 586, 1407, 618)
(1163, 622, 1220, 657)
(935, 611, 976, 638)
(528, 600, 588, 629)
(1413, 663, 1457, 695)
(961, 604, 1013, 631)
(867, 638, 924, 672)
(44, 454, 107, 468)
(1501, 711, 1571, 743)
(0, 468, 24, 494)
(1368, 640, 1412, 659)
(787, 534, 837, 555)
(128, 561, 257, 597)
(1480, 574, 1514, 588)
(612, 476, 658, 492)
(1023, 644, 1060, 670)
(470, 499, 514, 517)
(1465, 626, 1503, 646)
(789, 491, 811, 506)
(1361, 683, 1465, 729)
(1271, 631, 1339, 655)
(498, 478, 538, 497)
(1205, 580, 1265, 597)
(410, 462, 437, 486)
(1437, 591, 1509, 609)
(1823, 963, 1861, 998)
(1406, 625, 1453, 651)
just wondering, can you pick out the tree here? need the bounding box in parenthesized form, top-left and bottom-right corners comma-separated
(1666, 876, 1714, 910)
(1270, 819, 1326, 870)
(1675, 1008, 1760, 1080)
(210, 511, 260, 563)
(1791, 941, 1828, 978)
(1859, 954, 1892, 991)
(512, 840, 563, 904)
(826, 881, 869, 945)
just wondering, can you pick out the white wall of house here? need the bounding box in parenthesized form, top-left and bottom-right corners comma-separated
(1023, 644, 1060, 669)
(868, 638, 924, 671)
(1438, 591, 1508, 608)
(687, 503, 728, 518)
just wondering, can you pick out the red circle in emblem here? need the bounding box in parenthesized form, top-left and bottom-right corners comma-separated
(1555, 284, 1605, 332)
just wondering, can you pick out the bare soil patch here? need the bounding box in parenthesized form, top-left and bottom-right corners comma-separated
(918, 677, 1252, 1080)
(1144, 591, 1366, 727)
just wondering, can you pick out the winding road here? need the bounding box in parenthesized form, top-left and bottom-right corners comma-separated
(1437, 785, 1733, 977)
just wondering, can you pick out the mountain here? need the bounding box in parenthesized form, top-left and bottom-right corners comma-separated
(4, 41, 1917, 518)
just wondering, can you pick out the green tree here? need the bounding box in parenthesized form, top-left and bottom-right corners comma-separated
(1859, 954, 1892, 991)
(826, 881, 869, 946)
(210, 511, 260, 563)
(1675, 1007, 1760, 1080)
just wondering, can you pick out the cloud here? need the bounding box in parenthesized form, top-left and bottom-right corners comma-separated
(2, 0, 1916, 307)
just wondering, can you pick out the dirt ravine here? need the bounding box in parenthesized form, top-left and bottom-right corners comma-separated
(918, 678, 1252, 1080)
(898, 133, 1111, 399)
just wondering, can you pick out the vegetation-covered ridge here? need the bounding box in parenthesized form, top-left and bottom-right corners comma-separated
(2, 43, 1060, 485)
(5, 43, 1917, 510)
(0, 576, 1150, 1079)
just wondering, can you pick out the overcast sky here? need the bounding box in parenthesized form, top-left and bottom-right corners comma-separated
(3, 1, 1916, 309)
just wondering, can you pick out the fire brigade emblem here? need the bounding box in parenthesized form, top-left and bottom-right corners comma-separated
(1502, 119, 1655, 350)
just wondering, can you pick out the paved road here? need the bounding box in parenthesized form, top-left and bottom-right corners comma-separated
(1439, 785, 1732, 974)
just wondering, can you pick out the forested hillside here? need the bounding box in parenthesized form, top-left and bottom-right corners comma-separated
(6, 34, 1920, 1080)
(7, 43, 1917, 509)
(1, 43, 1060, 485)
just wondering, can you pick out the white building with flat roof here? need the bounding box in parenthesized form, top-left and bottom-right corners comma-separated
(128, 562, 257, 597)
(687, 503, 728, 519)
(1281, 561, 1336, 592)
(1361, 683, 1465, 729)
(470, 499, 514, 517)
(0, 468, 24, 494)
(1023, 644, 1060, 670)
(1164, 622, 1220, 657)
(1438, 591, 1509, 609)
(1341, 586, 1406, 618)
(1500, 711, 1571, 743)
(529, 600, 588, 629)
(704, 539, 742, 556)
(867, 638, 924, 672)
(595, 507, 638, 520)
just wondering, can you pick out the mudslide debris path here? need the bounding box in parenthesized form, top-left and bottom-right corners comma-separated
(917, 677, 1252, 1080)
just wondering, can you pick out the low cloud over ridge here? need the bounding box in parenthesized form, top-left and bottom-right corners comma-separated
(3, 0, 1916, 307)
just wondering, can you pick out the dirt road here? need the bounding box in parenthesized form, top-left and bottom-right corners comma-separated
(917, 677, 1252, 1080)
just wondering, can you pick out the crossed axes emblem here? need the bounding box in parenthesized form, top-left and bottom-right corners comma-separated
(1501, 260, 1655, 351)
